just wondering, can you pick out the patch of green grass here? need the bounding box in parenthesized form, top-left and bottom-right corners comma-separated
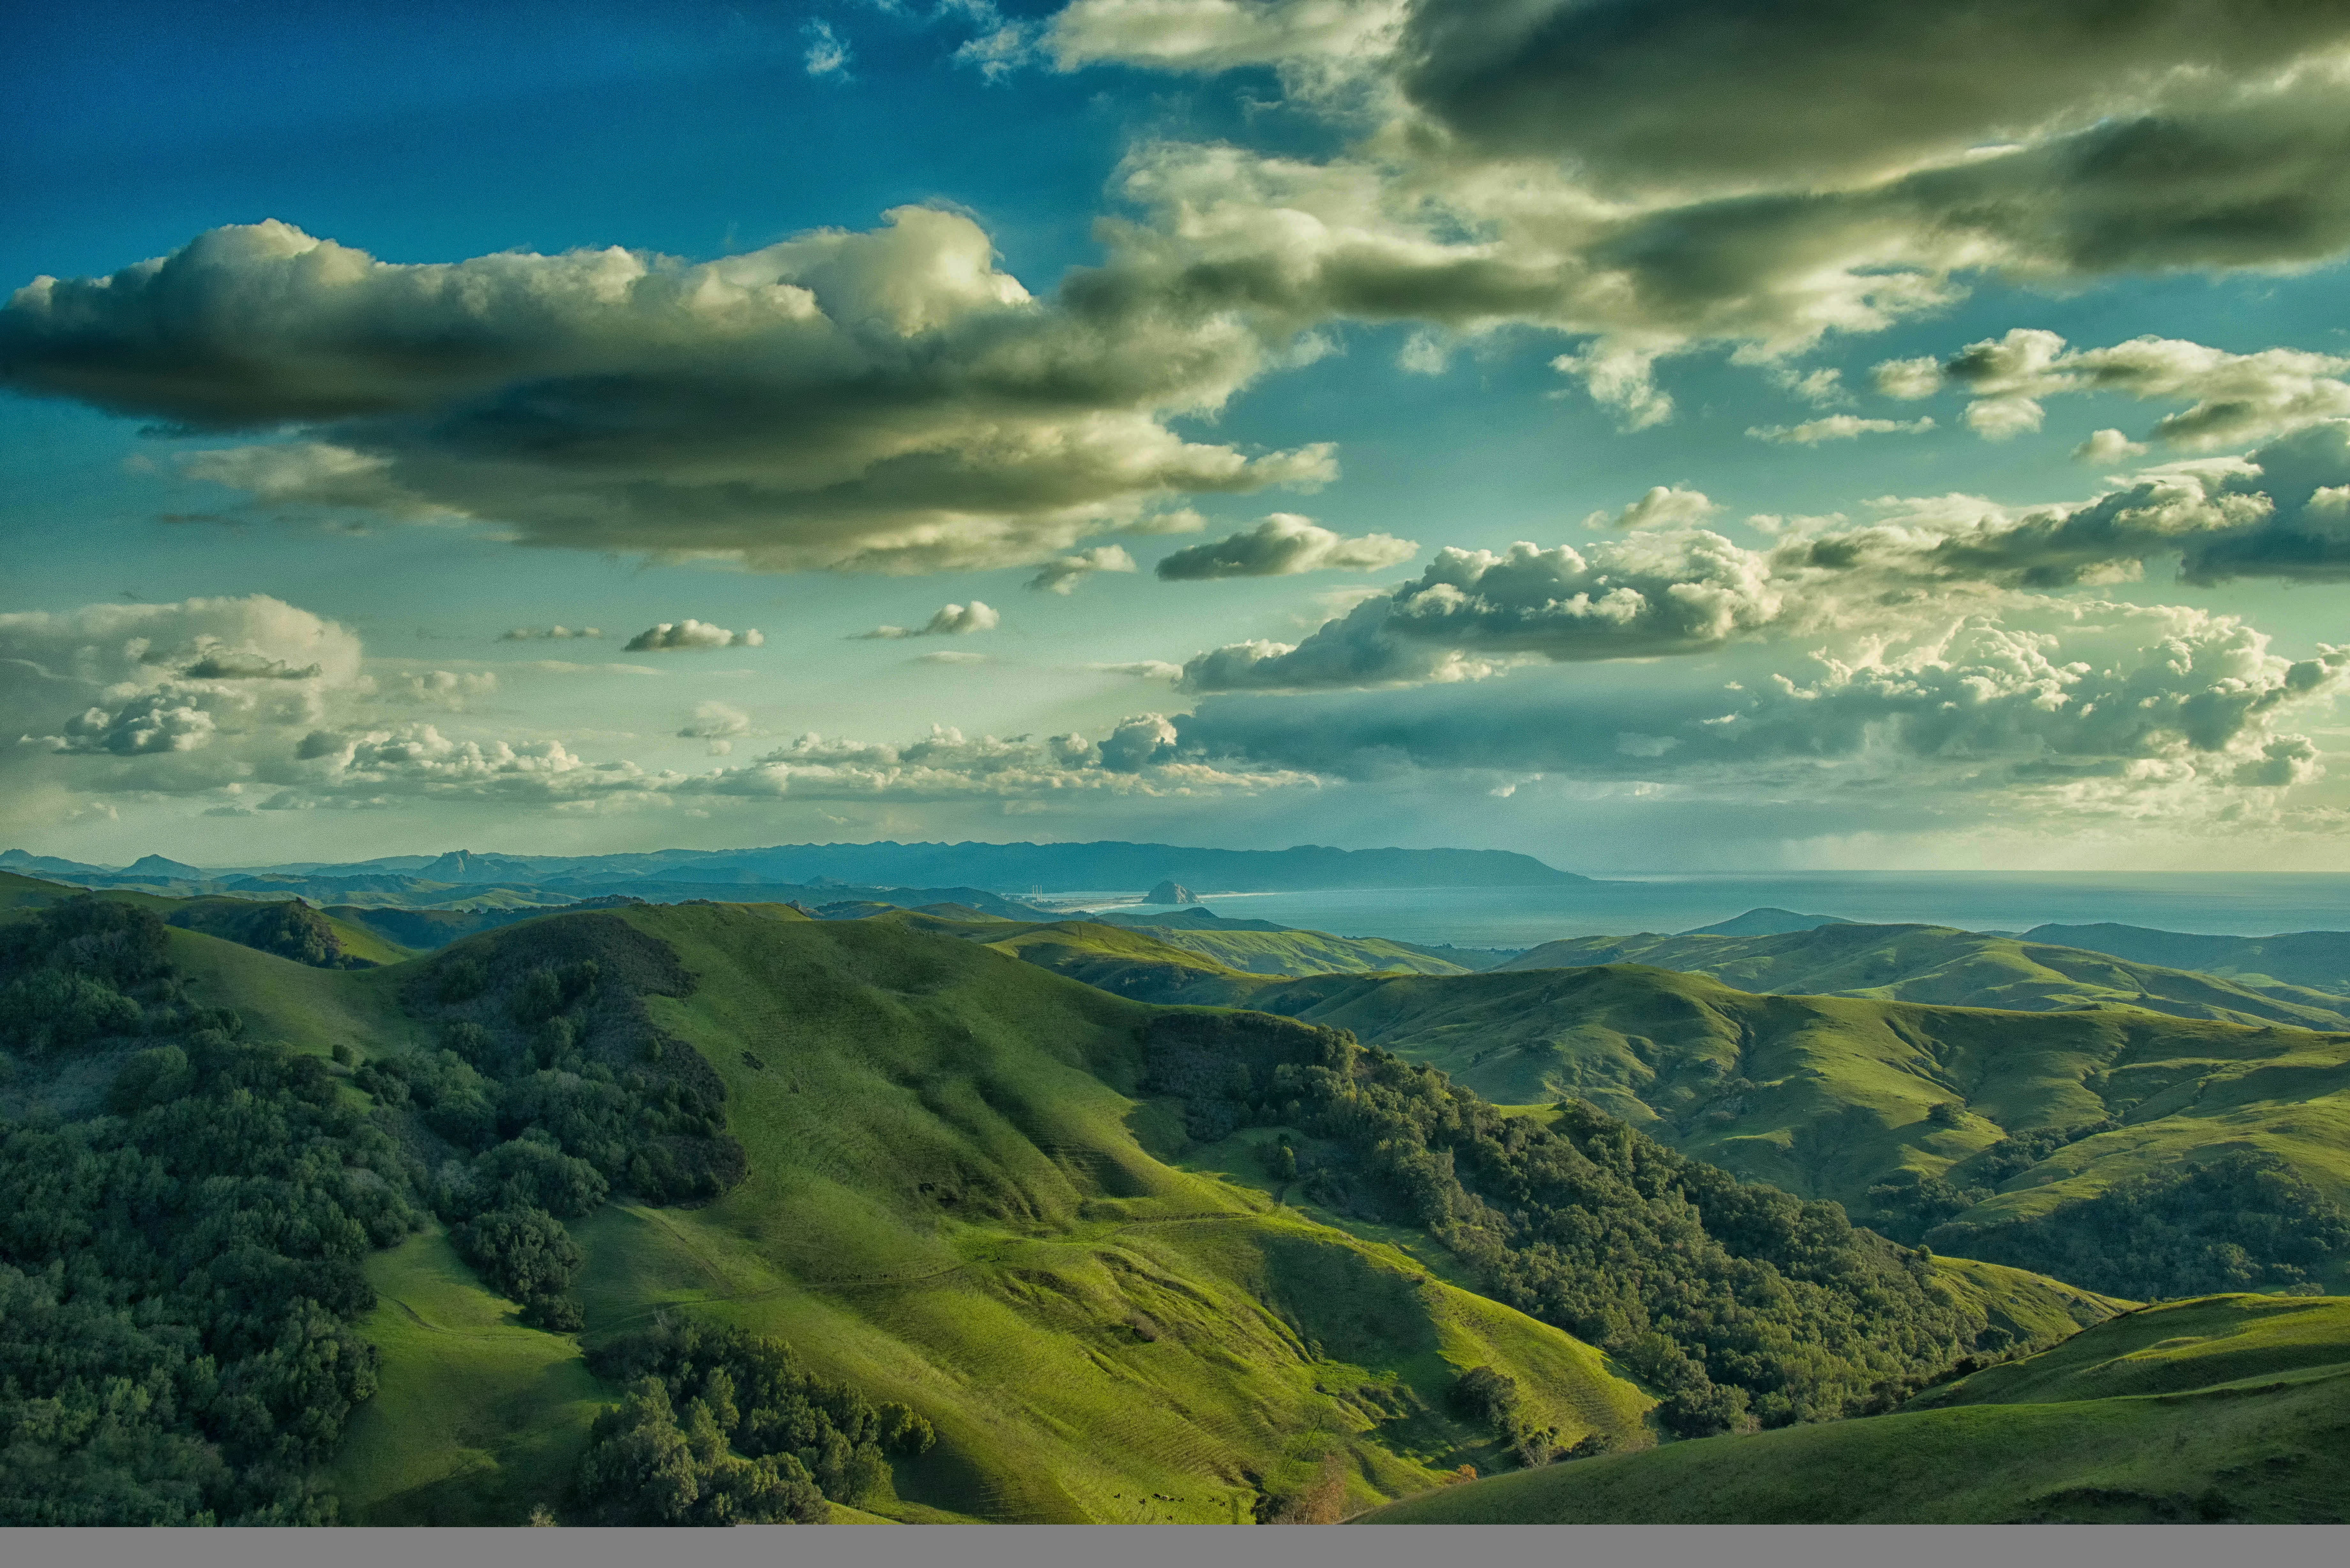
(165, 927, 421, 1063)
(329, 1227, 608, 1525)
(1360, 1293, 2350, 1524)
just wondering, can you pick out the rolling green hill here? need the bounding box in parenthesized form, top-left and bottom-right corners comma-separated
(967, 948, 2350, 1298)
(2026, 923, 2350, 997)
(489, 902, 1655, 1525)
(1099, 922, 1471, 979)
(1360, 1292, 2350, 1523)
(932, 913, 1471, 988)
(1497, 922, 2350, 1031)
(4, 889, 2134, 1525)
(0, 869, 412, 969)
(0, 893, 1657, 1523)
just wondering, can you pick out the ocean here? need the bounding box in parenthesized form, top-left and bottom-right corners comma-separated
(1071, 873, 2350, 952)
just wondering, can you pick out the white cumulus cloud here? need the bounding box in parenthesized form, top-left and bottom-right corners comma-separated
(854, 601, 1002, 639)
(1155, 513, 1419, 578)
(625, 620, 765, 652)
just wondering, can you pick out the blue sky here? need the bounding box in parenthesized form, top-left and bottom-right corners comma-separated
(7, 1, 2350, 872)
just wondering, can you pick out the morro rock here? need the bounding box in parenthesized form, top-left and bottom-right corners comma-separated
(1145, 879, 1202, 905)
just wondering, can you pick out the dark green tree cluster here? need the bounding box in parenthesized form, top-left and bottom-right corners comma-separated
(0, 894, 171, 1054)
(353, 914, 751, 1328)
(1861, 1169, 1980, 1245)
(449, 1208, 586, 1331)
(1964, 1119, 2120, 1187)
(1142, 1012, 1994, 1436)
(1866, 1120, 2124, 1246)
(401, 916, 747, 1206)
(0, 898, 425, 1523)
(1930, 1151, 2350, 1300)
(572, 1318, 933, 1524)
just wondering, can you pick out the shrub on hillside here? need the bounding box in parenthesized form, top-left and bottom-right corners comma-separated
(575, 1317, 918, 1524)
(449, 1206, 584, 1327)
(574, 1377, 827, 1526)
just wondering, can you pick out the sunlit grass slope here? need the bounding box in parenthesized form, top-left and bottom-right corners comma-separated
(330, 1227, 608, 1525)
(910, 914, 1464, 1004)
(1360, 1293, 2350, 1524)
(1103, 924, 1469, 979)
(1499, 923, 2350, 1030)
(341, 904, 1655, 1522)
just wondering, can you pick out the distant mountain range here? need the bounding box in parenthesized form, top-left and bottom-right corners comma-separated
(0, 839, 1587, 902)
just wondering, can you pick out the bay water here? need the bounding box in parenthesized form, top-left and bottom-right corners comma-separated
(1074, 872, 2350, 952)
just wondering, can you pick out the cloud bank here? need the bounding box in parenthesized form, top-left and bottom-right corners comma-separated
(1179, 420, 2350, 692)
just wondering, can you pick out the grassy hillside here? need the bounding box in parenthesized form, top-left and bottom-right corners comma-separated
(1360, 1293, 2350, 1524)
(241, 903, 1652, 1524)
(0, 870, 414, 968)
(329, 1227, 609, 1525)
(0, 889, 2212, 1525)
(1103, 923, 1470, 979)
(1030, 961, 2350, 1294)
(913, 914, 1470, 996)
(549, 905, 1651, 1524)
(1497, 922, 2350, 1031)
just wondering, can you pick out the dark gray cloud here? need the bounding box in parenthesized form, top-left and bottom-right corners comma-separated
(1878, 328, 2350, 451)
(0, 212, 1335, 572)
(1058, 6, 2350, 425)
(1397, 0, 2348, 193)
(1026, 545, 1138, 593)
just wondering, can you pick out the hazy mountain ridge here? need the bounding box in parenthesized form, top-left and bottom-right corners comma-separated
(1497, 920, 2350, 1031)
(0, 839, 1586, 898)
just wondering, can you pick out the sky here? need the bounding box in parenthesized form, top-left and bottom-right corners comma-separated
(6, 0, 2350, 873)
